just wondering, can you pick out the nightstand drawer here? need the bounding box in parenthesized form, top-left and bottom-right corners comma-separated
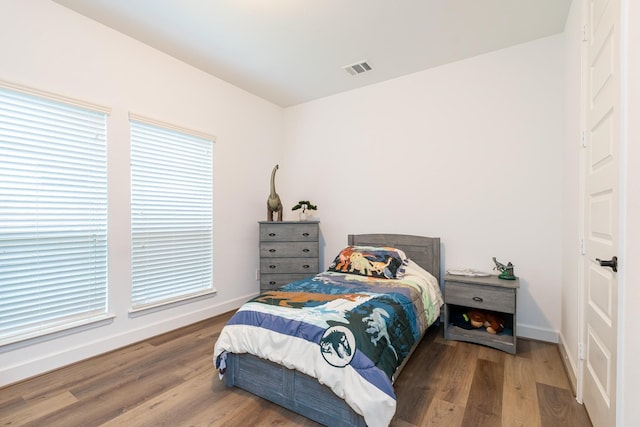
(260, 258, 319, 274)
(260, 242, 318, 258)
(445, 282, 515, 313)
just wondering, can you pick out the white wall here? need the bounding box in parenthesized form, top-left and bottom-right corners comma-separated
(0, 0, 282, 386)
(282, 35, 565, 342)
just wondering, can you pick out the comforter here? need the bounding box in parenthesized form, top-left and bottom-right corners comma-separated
(213, 260, 443, 427)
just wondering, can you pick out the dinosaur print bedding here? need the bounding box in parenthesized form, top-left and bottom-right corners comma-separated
(213, 258, 443, 427)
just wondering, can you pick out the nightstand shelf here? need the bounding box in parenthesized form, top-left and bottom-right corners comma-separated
(443, 274, 519, 354)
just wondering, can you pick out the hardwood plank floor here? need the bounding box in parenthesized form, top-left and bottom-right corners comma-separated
(0, 312, 592, 427)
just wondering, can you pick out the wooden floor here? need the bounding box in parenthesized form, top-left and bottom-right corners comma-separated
(0, 311, 592, 427)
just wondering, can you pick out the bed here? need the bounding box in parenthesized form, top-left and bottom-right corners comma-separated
(213, 233, 442, 427)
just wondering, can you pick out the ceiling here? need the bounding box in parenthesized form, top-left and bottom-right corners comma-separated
(52, 0, 572, 107)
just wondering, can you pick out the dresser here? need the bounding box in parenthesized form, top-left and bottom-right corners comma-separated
(258, 221, 320, 292)
(443, 273, 519, 354)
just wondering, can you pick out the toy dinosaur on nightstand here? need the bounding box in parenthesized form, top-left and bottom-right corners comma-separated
(493, 257, 516, 280)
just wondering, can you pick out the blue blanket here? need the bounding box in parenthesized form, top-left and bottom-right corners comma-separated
(214, 269, 442, 427)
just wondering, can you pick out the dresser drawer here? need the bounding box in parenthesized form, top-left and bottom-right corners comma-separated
(260, 273, 314, 290)
(445, 281, 515, 313)
(260, 242, 318, 258)
(260, 258, 319, 275)
(260, 223, 318, 242)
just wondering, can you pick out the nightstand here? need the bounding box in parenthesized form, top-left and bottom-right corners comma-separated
(443, 273, 519, 354)
(258, 221, 319, 292)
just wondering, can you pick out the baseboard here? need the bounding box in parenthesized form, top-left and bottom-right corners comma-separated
(558, 333, 578, 396)
(516, 323, 559, 343)
(0, 293, 254, 387)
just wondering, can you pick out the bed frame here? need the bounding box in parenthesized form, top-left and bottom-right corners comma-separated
(223, 234, 441, 427)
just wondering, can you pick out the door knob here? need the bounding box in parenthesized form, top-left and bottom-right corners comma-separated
(596, 256, 618, 272)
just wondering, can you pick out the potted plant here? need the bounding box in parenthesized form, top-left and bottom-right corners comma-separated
(292, 200, 317, 221)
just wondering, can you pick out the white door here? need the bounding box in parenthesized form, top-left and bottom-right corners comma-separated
(582, 0, 620, 425)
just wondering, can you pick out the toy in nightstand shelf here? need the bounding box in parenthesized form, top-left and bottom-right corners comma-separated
(450, 307, 506, 335)
(469, 308, 505, 334)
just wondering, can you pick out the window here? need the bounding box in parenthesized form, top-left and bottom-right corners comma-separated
(0, 84, 109, 345)
(130, 117, 214, 311)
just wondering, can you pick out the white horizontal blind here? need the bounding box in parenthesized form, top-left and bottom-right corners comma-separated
(130, 120, 213, 310)
(0, 87, 108, 345)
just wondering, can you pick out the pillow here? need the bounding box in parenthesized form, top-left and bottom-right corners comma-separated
(402, 259, 444, 309)
(328, 245, 409, 279)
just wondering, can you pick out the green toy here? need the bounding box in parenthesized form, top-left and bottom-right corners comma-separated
(492, 257, 516, 280)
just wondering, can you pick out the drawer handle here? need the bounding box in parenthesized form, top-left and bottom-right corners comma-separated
(303, 264, 310, 269)
(302, 232, 309, 236)
(472, 296, 484, 302)
(269, 281, 276, 285)
(302, 248, 310, 253)
(269, 249, 276, 253)
(269, 265, 276, 269)
(268, 233, 276, 237)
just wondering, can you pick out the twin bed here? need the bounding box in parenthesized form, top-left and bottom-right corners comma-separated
(213, 233, 443, 427)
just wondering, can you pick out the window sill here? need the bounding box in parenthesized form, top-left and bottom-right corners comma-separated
(128, 289, 218, 318)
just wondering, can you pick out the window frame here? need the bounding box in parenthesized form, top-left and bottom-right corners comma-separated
(129, 114, 216, 313)
(0, 81, 111, 346)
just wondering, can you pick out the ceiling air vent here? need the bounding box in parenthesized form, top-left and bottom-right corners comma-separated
(342, 61, 373, 76)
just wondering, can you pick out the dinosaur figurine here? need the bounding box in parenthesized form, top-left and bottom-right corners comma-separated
(492, 257, 516, 280)
(266, 164, 283, 221)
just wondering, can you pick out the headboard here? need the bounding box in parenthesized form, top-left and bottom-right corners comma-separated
(347, 233, 441, 283)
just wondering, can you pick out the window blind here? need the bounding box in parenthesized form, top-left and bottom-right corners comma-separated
(130, 120, 213, 310)
(0, 87, 108, 345)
